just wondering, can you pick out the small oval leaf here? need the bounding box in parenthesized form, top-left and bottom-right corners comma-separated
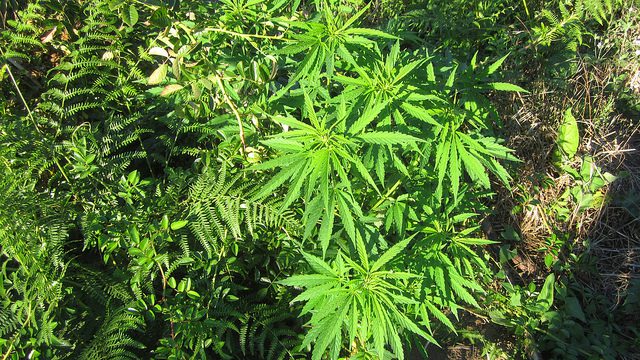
(122, 4, 139, 27)
(148, 64, 168, 85)
(149, 47, 169, 58)
(160, 84, 183, 96)
(170, 220, 188, 230)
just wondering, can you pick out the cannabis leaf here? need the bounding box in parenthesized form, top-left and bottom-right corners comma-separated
(254, 90, 420, 254)
(279, 233, 435, 360)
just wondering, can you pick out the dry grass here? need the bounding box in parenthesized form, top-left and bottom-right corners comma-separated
(491, 13, 640, 280)
(586, 122, 640, 305)
(490, 18, 640, 353)
(430, 6, 640, 357)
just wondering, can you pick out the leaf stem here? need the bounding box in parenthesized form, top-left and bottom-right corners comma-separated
(3, 63, 41, 134)
(371, 178, 403, 211)
(214, 74, 247, 151)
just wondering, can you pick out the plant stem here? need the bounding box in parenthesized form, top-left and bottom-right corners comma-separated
(3, 64, 41, 134)
(371, 178, 403, 211)
(214, 74, 247, 151)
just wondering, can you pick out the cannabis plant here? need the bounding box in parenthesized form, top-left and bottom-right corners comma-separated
(0, 0, 525, 358)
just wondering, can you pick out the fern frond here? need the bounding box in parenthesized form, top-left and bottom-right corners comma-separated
(188, 165, 300, 254)
(78, 305, 145, 360)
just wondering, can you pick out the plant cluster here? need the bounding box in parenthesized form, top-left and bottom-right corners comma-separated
(1, 0, 638, 359)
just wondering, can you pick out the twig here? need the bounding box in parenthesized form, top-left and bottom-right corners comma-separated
(3, 63, 41, 134)
(214, 74, 246, 151)
(6, 58, 41, 90)
(200, 27, 290, 41)
(370, 178, 403, 211)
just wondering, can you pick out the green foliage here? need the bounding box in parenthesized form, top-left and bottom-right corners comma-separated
(189, 164, 299, 256)
(0, 1, 508, 354)
(2, 0, 636, 358)
(279, 235, 434, 360)
(553, 107, 580, 161)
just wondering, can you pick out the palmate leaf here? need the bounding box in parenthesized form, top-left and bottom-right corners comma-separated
(457, 136, 490, 188)
(423, 301, 455, 333)
(280, 232, 433, 360)
(279, 274, 337, 288)
(302, 252, 337, 277)
(449, 137, 461, 203)
(486, 53, 509, 76)
(434, 123, 452, 201)
(433, 122, 518, 202)
(343, 27, 399, 39)
(257, 88, 419, 253)
(401, 102, 442, 128)
(273, 4, 396, 94)
(336, 189, 358, 241)
(348, 99, 389, 134)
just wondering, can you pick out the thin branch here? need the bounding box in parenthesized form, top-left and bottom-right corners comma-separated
(214, 74, 247, 151)
(3, 63, 41, 134)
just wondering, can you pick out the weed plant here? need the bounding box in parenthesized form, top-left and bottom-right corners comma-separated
(0, 0, 638, 359)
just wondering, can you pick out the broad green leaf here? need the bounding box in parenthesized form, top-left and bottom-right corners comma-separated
(537, 273, 555, 311)
(128, 225, 140, 243)
(160, 84, 183, 96)
(170, 220, 188, 230)
(556, 107, 579, 159)
(564, 296, 586, 322)
(148, 64, 168, 85)
(122, 4, 139, 27)
(149, 47, 169, 57)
